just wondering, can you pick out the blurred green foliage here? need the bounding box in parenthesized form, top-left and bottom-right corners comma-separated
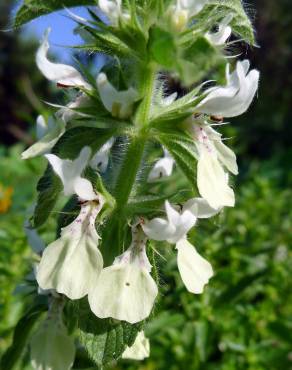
(0, 145, 42, 355)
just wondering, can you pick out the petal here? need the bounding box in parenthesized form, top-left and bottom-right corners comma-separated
(45, 147, 91, 197)
(197, 84, 238, 115)
(72, 146, 92, 175)
(73, 178, 97, 201)
(90, 138, 115, 172)
(165, 200, 181, 225)
(214, 140, 238, 175)
(183, 197, 220, 218)
(36, 28, 90, 89)
(142, 217, 176, 241)
(37, 204, 103, 299)
(147, 156, 175, 182)
(99, 0, 121, 24)
(220, 62, 259, 117)
(197, 150, 235, 209)
(122, 331, 150, 360)
(167, 209, 197, 243)
(22, 120, 65, 160)
(97, 73, 138, 118)
(176, 239, 213, 294)
(197, 60, 259, 118)
(89, 264, 158, 323)
(30, 321, 75, 370)
(206, 24, 231, 46)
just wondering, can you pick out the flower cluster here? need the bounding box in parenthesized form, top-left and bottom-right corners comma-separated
(19, 0, 260, 367)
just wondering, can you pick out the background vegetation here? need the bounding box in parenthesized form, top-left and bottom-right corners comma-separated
(0, 0, 291, 369)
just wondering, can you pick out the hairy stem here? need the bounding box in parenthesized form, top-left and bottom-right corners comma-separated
(114, 64, 156, 206)
(101, 65, 156, 265)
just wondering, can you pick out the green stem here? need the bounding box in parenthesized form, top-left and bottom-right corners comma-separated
(115, 134, 147, 207)
(114, 64, 156, 207)
(135, 63, 156, 128)
(102, 65, 156, 265)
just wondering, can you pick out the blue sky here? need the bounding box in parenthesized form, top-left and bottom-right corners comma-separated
(16, 5, 92, 62)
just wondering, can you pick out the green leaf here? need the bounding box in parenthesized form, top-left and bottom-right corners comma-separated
(33, 127, 116, 227)
(215, 269, 267, 305)
(196, 0, 255, 45)
(179, 36, 224, 85)
(150, 86, 201, 126)
(127, 189, 192, 216)
(127, 194, 171, 215)
(14, 0, 96, 27)
(33, 165, 62, 228)
(269, 321, 292, 344)
(148, 26, 177, 69)
(75, 26, 132, 57)
(76, 300, 142, 367)
(0, 304, 47, 370)
(157, 130, 198, 187)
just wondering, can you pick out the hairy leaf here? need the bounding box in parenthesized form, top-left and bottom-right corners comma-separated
(157, 131, 198, 187)
(196, 0, 255, 45)
(148, 26, 177, 69)
(14, 0, 96, 27)
(76, 300, 142, 367)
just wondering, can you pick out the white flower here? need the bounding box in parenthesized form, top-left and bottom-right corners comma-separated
(172, 0, 208, 30)
(97, 73, 139, 119)
(205, 15, 233, 46)
(89, 226, 158, 324)
(90, 138, 115, 173)
(21, 115, 65, 159)
(30, 303, 75, 370)
(183, 197, 221, 218)
(122, 331, 150, 361)
(176, 238, 213, 294)
(148, 148, 175, 182)
(142, 201, 197, 244)
(99, 0, 126, 25)
(37, 200, 104, 300)
(36, 28, 91, 89)
(45, 146, 97, 201)
(192, 123, 237, 209)
(142, 200, 213, 294)
(196, 60, 259, 117)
